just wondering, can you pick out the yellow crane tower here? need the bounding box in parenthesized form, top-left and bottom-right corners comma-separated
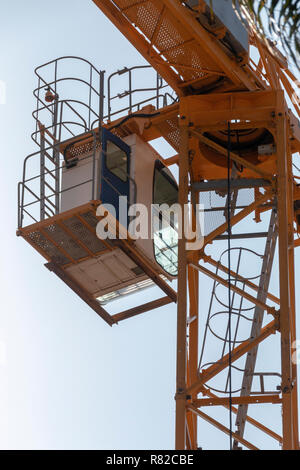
(17, 0, 300, 450)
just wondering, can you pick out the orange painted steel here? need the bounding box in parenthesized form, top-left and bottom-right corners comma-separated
(202, 388, 283, 444)
(91, 0, 300, 450)
(188, 405, 259, 450)
(193, 395, 282, 407)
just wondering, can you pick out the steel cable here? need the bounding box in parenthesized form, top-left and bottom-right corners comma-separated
(227, 121, 233, 449)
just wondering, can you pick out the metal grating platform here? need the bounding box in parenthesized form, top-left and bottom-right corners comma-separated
(18, 202, 111, 268)
(112, 0, 224, 82)
(18, 200, 177, 325)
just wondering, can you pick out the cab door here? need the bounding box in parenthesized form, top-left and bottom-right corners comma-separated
(101, 128, 131, 223)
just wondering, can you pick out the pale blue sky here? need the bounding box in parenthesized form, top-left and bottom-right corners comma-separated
(0, 0, 299, 450)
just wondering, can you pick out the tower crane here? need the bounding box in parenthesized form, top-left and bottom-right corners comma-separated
(17, 0, 300, 449)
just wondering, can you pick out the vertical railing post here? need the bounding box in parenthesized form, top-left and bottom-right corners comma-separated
(276, 104, 294, 449)
(286, 110, 299, 449)
(99, 70, 105, 129)
(156, 73, 160, 110)
(52, 96, 60, 214)
(175, 112, 189, 450)
(98, 70, 105, 201)
(40, 127, 46, 221)
(187, 259, 199, 448)
(128, 69, 132, 114)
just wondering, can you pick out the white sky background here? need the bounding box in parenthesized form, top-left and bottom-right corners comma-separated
(0, 0, 299, 450)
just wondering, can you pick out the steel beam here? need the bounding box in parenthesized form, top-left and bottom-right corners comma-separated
(193, 395, 281, 407)
(233, 208, 278, 447)
(162, 0, 256, 90)
(201, 254, 280, 306)
(191, 130, 274, 180)
(192, 178, 271, 192)
(276, 109, 294, 449)
(112, 296, 173, 323)
(190, 263, 277, 316)
(92, 0, 183, 95)
(175, 121, 189, 450)
(188, 319, 278, 396)
(202, 389, 283, 444)
(200, 190, 273, 247)
(188, 406, 259, 450)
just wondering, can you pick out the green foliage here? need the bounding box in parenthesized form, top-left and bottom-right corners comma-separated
(234, 0, 300, 68)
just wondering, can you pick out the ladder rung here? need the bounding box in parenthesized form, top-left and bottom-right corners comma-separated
(44, 203, 55, 215)
(44, 210, 55, 218)
(44, 151, 55, 163)
(44, 167, 58, 181)
(44, 181, 56, 193)
(45, 151, 59, 166)
(44, 195, 57, 210)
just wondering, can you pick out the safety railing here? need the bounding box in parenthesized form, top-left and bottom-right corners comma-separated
(18, 132, 138, 229)
(18, 56, 179, 229)
(105, 65, 177, 122)
(18, 131, 99, 229)
(32, 56, 105, 147)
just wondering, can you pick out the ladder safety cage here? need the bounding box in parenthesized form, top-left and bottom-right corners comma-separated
(18, 56, 178, 230)
(17, 0, 300, 450)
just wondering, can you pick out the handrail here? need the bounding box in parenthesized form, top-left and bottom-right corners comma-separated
(18, 132, 99, 228)
(31, 120, 90, 145)
(32, 56, 104, 153)
(35, 56, 101, 81)
(18, 56, 178, 229)
(107, 64, 176, 121)
(33, 77, 102, 100)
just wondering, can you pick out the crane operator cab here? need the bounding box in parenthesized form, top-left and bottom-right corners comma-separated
(60, 128, 178, 303)
(18, 123, 179, 324)
(17, 56, 181, 325)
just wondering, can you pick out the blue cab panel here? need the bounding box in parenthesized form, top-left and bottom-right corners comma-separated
(101, 128, 131, 223)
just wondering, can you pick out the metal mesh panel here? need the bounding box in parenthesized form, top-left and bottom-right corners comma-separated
(131, 2, 162, 40)
(203, 209, 226, 236)
(200, 188, 255, 236)
(155, 117, 180, 151)
(80, 211, 99, 229)
(236, 188, 255, 206)
(67, 141, 101, 159)
(44, 224, 87, 260)
(155, 12, 190, 52)
(27, 230, 70, 265)
(113, 0, 223, 82)
(80, 211, 116, 247)
(24, 208, 114, 267)
(165, 45, 206, 80)
(204, 188, 255, 208)
(62, 217, 108, 254)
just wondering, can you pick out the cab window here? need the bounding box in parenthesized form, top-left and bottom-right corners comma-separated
(106, 140, 128, 182)
(153, 160, 178, 276)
